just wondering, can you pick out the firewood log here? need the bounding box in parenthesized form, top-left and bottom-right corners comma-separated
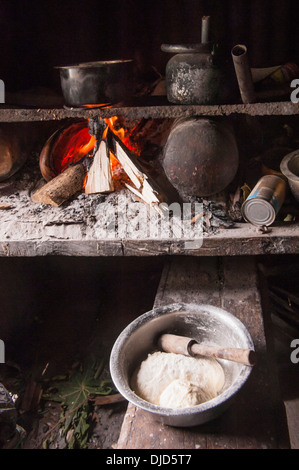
(31, 163, 86, 206)
(85, 140, 114, 194)
(108, 130, 166, 207)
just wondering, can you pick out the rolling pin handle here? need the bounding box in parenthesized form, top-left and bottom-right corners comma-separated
(187, 339, 198, 357)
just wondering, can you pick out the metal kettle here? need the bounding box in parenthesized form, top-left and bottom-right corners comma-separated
(161, 16, 234, 105)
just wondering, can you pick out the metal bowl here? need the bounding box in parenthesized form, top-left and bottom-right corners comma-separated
(109, 303, 254, 427)
(280, 150, 299, 202)
(56, 59, 135, 106)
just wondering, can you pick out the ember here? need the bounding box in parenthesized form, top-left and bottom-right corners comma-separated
(55, 125, 95, 174)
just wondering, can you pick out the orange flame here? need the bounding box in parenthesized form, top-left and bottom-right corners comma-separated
(62, 129, 95, 166)
(50, 116, 141, 189)
(78, 103, 111, 109)
(106, 116, 140, 154)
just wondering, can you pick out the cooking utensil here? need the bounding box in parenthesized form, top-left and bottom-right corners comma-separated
(161, 16, 235, 105)
(162, 117, 239, 197)
(231, 44, 256, 104)
(56, 59, 135, 106)
(110, 303, 254, 427)
(158, 333, 256, 366)
(280, 150, 299, 202)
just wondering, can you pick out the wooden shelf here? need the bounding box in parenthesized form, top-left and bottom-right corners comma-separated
(0, 99, 298, 258)
(0, 100, 298, 122)
(0, 192, 298, 257)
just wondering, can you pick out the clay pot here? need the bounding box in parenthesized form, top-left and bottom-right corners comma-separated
(162, 117, 239, 197)
(0, 124, 29, 182)
(0, 122, 64, 182)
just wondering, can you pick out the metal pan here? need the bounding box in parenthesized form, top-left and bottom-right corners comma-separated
(56, 59, 135, 106)
(110, 302, 254, 427)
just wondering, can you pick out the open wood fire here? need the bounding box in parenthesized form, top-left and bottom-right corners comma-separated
(31, 116, 173, 211)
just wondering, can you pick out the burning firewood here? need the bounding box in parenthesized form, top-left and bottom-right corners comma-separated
(31, 117, 170, 209)
(108, 130, 164, 207)
(32, 117, 110, 206)
(85, 117, 113, 194)
(85, 139, 114, 194)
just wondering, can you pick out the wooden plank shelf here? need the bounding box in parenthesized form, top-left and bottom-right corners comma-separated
(1, 170, 299, 257)
(0, 100, 298, 122)
(0, 221, 298, 257)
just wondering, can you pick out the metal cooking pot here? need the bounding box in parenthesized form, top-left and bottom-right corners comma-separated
(161, 43, 235, 105)
(56, 59, 135, 106)
(110, 303, 254, 427)
(280, 150, 299, 202)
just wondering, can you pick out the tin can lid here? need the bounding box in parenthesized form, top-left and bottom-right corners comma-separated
(242, 198, 276, 227)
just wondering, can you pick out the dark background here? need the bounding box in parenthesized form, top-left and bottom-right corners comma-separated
(0, 0, 299, 92)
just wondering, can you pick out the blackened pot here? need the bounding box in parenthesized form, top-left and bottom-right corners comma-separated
(56, 59, 135, 106)
(161, 44, 235, 105)
(162, 117, 239, 197)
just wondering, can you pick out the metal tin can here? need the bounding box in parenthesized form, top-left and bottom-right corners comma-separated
(241, 175, 286, 227)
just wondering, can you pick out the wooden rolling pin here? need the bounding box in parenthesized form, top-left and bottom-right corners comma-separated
(158, 333, 256, 366)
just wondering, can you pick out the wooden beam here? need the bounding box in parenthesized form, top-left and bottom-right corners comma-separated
(0, 101, 299, 122)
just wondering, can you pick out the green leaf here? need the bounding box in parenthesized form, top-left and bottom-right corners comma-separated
(40, 356, 116, 449)
(43, 361, 114, 409)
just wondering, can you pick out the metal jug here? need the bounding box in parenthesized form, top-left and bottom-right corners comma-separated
(161, 16, 235, 105)
(161, 42, 234, 105)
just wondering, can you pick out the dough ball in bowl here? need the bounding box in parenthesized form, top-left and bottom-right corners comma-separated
(131, 351, 225, 409)
(159, 379, 214, 409)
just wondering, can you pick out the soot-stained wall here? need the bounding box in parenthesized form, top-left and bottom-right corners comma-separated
(0, 0, 298, 92)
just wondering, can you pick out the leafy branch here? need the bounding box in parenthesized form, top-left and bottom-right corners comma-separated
(41, 357, 117, 449)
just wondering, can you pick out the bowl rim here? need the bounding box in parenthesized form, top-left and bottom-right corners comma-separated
(55, 59, 134, 70)
(280, 150, 299, 182)
(109, 302, 254, 419)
